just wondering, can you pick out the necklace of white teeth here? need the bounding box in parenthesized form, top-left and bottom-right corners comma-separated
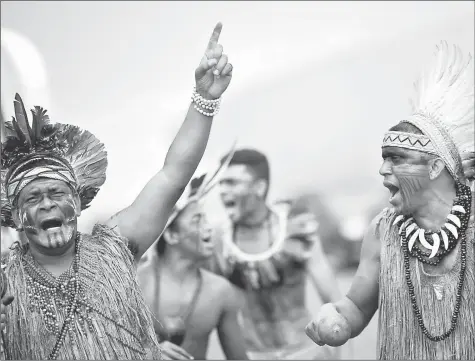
(392, 182, 472, 265)
(394, 182, 471, 342)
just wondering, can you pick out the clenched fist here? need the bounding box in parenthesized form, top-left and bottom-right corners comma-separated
(305, 303, 352, 347)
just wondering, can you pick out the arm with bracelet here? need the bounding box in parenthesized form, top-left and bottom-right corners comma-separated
(105, 23, 234, 263)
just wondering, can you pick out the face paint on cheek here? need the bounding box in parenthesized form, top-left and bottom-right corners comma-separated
(19, 207, 39, 234)
(63, 194, 79, 224)
(393, 164, 430, 210)
(53, 194, 77, 247)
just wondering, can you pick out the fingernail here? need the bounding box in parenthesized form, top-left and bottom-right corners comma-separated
(213, 69, 220, 76)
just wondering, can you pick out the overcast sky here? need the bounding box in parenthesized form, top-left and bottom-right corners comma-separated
(1, 1, 473, 232)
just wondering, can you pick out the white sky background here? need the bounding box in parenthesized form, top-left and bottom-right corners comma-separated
(1, 1, 474, 233)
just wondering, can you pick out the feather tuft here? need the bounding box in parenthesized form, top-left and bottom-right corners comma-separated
(31, 106, 51, 144)
(13, 94, 33, 145)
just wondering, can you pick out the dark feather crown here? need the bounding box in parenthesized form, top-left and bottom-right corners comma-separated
(1, 94, 108, 228)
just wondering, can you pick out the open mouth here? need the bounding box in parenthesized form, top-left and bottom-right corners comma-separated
(40, 218, 63, 230)
(386, 184, 400, 200)
(201, 236, 212, 244)
(222, 200, 236, 209)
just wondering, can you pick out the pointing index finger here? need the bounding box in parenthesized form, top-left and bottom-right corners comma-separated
(207, 22, 223, 50)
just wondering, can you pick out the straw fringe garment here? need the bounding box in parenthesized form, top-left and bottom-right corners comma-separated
(2, 225, 163, 360)
(377, 208, 475, 360)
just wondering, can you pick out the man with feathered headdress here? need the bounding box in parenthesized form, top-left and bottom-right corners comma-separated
(0, 22, 234, 360)
(305, 42, 475, 359)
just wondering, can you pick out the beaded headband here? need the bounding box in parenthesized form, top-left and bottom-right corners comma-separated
(382, 130, 436, 154)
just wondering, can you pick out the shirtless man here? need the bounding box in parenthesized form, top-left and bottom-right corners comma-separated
(138, 176, 248, 360)
(207, 148, 340, 360)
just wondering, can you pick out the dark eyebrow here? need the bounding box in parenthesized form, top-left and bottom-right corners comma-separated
(382, 148, 405, 158)
(26, 189, 41, 196)
(49, 184, 69, 192)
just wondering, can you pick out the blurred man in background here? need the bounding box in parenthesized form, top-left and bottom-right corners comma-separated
(138, 176, 248, 360)
(206, 148, 340, 360)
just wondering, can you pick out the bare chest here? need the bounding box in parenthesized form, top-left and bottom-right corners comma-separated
(234, 218, 280, 254)
(140, 269, 223, 336)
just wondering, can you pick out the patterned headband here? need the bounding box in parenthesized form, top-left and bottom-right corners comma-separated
(6, 154, 78, 206)
(382, 112, 463, 180)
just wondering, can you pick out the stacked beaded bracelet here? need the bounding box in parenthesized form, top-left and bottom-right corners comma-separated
(191, 87, 221, 117)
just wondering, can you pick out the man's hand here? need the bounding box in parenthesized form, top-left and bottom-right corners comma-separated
(195, 23, 233, 100)
(305, 303, 352, 347)
(281, 213, 319, 261)
(286, 212, 319, 239)
(160, 341, 194, 360)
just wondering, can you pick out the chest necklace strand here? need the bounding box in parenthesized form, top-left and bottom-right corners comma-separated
(393, 182, 472, 342)
(22, 232, 88, 360)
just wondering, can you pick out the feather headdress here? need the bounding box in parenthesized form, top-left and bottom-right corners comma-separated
(1, 94, 107, 228)
(382, 41, 474, 183)
(139, 141, 237, 265)
(164, 140, 237, 230)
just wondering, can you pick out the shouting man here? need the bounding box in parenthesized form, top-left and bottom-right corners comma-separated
(208, 148, 340, 360)
(305, 42, 475, 359)
(138, 174, 248, 360)
(0, 23, 233, 360)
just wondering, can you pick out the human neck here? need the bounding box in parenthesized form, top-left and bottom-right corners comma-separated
(160, 249, 201, 281)
(239, 201, 269, 227)
(411, 183, 456, 231)
(27, 234, 77, 275)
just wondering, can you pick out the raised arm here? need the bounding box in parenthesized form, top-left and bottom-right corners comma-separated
(105, 23, 233, 261)
(305, 212, 382, 346)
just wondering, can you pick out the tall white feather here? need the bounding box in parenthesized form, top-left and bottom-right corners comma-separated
(410, 41, 474, 158)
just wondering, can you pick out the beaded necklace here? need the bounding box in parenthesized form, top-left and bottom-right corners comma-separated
(22, 232, 91, 360)
(393, 182, 472, 342)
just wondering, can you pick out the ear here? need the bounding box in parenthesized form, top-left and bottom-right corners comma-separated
(428, 158, 446, 180)
(162, 229, 179, 246)
(11, 206, 22, 229)
(254, 179, 268, 198)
